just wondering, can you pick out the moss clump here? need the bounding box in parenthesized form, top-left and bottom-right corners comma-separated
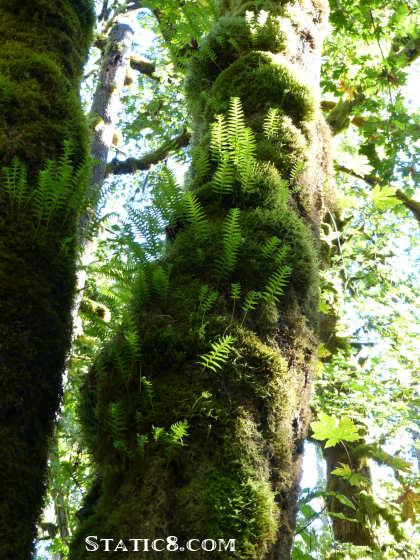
(205, 52, 316, 125)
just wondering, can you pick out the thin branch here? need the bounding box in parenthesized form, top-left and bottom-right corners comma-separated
(335, 163, 378, 186)
(106, 128, 190, 176)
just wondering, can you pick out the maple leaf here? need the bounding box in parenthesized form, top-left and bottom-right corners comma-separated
(396, 487, 420, 523)
(310, 412, 360, 448)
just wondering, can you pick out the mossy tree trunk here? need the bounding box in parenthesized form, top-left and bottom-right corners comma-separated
(0, 1, 94, 558)
(71, 1, 331, 559)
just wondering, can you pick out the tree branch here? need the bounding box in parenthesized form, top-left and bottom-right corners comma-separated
(395, 189, 420, 226)
(129, 55, 156, 77)
(335, 164, 378, 186)
(106, 128, 190, 176)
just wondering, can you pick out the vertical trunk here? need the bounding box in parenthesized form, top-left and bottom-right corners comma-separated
(71, 1, 330, 559)
(0, 1, 93, 558)
(75, 21, 134, 324)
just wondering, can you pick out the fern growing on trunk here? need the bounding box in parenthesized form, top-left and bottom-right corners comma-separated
(71, 1, 332, 559)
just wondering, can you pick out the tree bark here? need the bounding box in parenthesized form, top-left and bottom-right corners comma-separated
(75, 21, 134, 327)
(0, 1, 93, 558)
(70, 1, 331, 558)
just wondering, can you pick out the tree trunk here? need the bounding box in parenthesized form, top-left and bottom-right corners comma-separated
(0, 1, 93, 558)
(75, 21, 134, 327)
(70, 1, 331, 558)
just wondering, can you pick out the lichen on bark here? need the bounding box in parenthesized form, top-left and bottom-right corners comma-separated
(71, 1, 331, 559)
(0, 1, 94, 557)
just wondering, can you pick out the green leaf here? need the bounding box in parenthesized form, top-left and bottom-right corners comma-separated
(310, 412, 360, 447)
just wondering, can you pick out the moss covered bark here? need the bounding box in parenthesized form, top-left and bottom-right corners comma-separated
(71, 1, 331, 559)
(0, 1, 94, 557)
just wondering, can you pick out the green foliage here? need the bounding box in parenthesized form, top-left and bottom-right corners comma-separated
(184, 191, 210, 239)
(198, 335, 236, 373)
(261, 265, 292, 305)
(107, 401, 128, 454)
(215, 207, 242, 278)
(2, 143, 93, 236)
(210, 97, 257, 195)
(311, 412, 361, 448)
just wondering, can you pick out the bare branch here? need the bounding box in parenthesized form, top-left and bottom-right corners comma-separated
(106, 128, 190, 176)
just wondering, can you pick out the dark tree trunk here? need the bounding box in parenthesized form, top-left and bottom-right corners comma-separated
(71, 1, 331, 559)
(0, 1, 93, 557)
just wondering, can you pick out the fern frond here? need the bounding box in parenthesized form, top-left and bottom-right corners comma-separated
(210, 114, 229, 161)
(230, 282, 241, 301)
(107, 401, 127, 450)
(127, 206, 164, 258)
(227, 97, 246, 145)
(236, 127, 257, 192)
(211, 153, 235, 195)
(151, 266, 169, 301)
(198, 335, 236, 373)
(152, 167, 184, 223)
(274, 244, 290, 266)
(261, 265, 292, 304)
(242, 290, 261, 313)
(136, 433, 148, 456)
(261, 236, 280, 259)
(168, 419, 189, 447)
(263, 107, 281, 138)
(215, 208, 242, 278)
(290, 160, 305, 184)
(191, 145, 211, 182)
(198, 284, 219, 315)
(184, 191, 209, 239)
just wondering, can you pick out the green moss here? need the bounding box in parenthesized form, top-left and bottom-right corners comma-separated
(71, 0, 329, 557)
(205, 52, 316, 125)
(0, 1, 94, 557)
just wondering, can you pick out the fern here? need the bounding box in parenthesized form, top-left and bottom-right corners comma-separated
(191, 145, 211, 182)
(261, 236, 280, 259)
(211, 152, 235, 195)
(230, 282, 241, 301)
(152, 420, 189, 457)
(236, 127, 257, 192)
(261, 265, 292, 304)
(210, 114, 229, 161)
(274, 244, 290, 266)
(227, 97, 246, 150)
(152, 167, 184, 224)
(198, 284, 219, 315)
(2, 142, 92, 232)
(215, 208, 242, 278)
(122, 312, 141, 362)
(151, 265, 170, 301)
(263, 107, 282, 138)
(198, 335, 236, 373)
(136, 433, 149, 457)
(210, 98, 257, 195)
(184, 191, 209, 239)
(290, 160, 305, 184)
(2, 157, 29, 210)
(107, 401, 128, 453)
(242, 290, 261, 314)
(127, 206, 164, 258)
